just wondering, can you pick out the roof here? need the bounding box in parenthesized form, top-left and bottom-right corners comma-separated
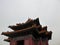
(2, 25, 40, 38)
(1, 18, 52, 42)
(8, 18, 41, 31)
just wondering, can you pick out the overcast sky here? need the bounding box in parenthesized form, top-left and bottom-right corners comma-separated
(0, 0, 60, 45)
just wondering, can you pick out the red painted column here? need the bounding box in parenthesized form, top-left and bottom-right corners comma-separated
(24, 39, 29, 45)
(29, 37, 33, 45)
(29, 37, 35, 45)
(46, 40, 48, 45)
(24, 37, 35, 45)
(10, 40, 16, 45)
(38, 39, 42, 45)
(38, 39, 48, 45)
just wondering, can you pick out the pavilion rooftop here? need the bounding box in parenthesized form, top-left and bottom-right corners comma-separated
(8, 18, 42, 31)
(1, 18, 52, 42)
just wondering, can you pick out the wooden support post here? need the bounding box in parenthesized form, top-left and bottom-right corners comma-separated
(46, 40, 48, 45)
(24, 39, 29, 45)
(24, 37, 35, 45)
(38, 39, 48, 45)
(38, 39, 42, 45)
(10, 40, 17, 45)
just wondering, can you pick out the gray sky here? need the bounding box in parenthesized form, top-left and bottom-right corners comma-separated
(0, 0, 60, 45)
